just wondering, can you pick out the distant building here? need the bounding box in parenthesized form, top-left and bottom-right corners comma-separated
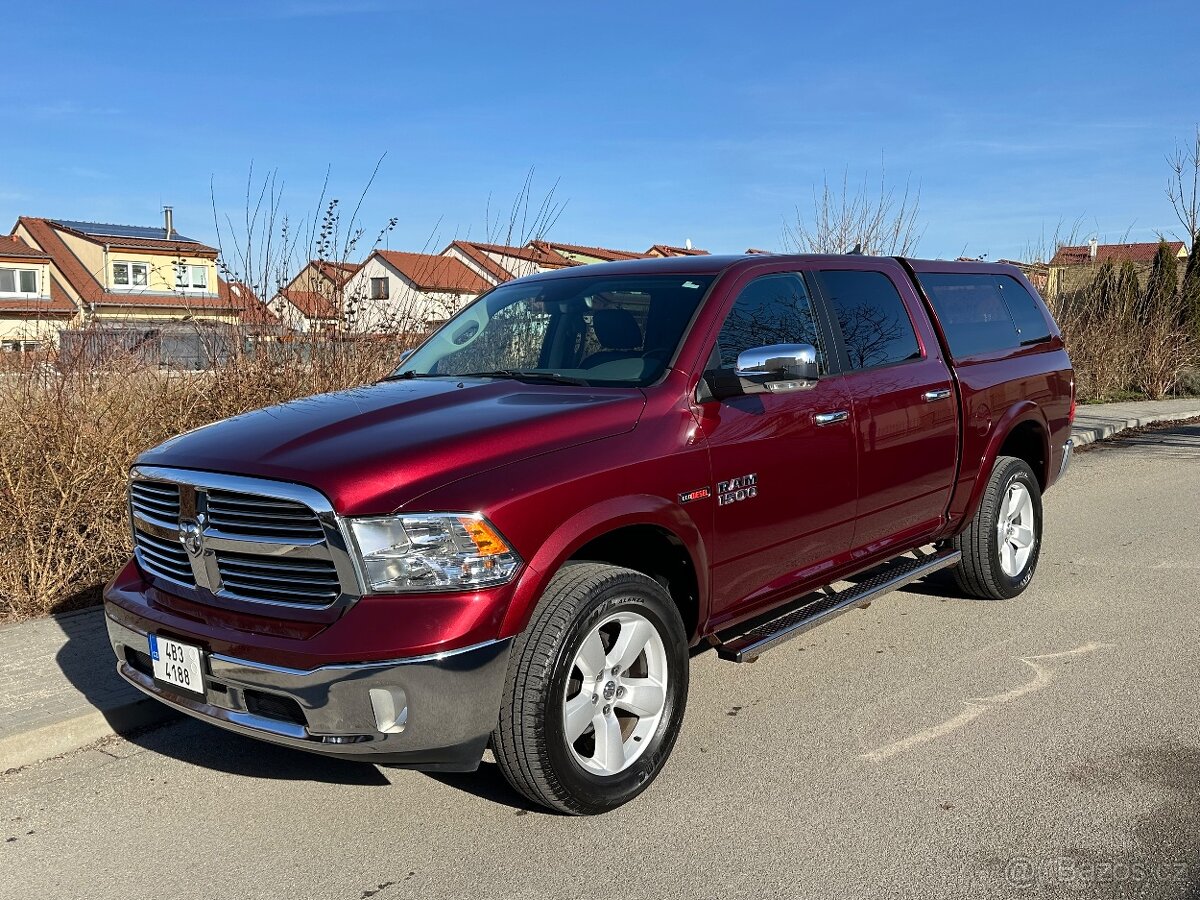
(1047, 240, 1187, 297)
(271, 259, 362, 331)
(0, 234, 73, 349)
(339, 250, 491, 333)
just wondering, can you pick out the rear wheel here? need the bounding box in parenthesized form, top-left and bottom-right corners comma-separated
(492, 563, 689, 814)
(952, 455, 1043, 600)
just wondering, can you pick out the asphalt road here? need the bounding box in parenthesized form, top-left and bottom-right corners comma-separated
(3, 424, 1200, 900)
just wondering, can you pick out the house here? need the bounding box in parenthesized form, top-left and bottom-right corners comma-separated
(442, 240, 576, 286)
(645, 243, 708, 257)
(271, 259, 362, 331)
(338, 250, 490, 333)
(527, 241, 649, 264)
(1047, 240, 1188, 297)
(0, 235, 74, 350)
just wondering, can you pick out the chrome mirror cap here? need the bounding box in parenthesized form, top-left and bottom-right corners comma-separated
(735, 343, 819, 380)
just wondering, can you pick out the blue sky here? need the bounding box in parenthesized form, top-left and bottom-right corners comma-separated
(2, 1, 1196, 265)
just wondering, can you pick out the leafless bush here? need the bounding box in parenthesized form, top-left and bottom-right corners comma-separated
(783, 162, 923, 256)
(0, 326, 407, 621)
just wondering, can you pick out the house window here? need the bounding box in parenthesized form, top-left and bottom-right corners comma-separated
(113, 262, 148, 288)
(175, 264, 209, 290)
(0, 268, 38, 295)
(370, 277, 389, 300)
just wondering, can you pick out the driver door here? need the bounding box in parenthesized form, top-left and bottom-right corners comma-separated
(693, 270, 858, 627)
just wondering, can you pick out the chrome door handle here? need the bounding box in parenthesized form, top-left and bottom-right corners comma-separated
(922, 388, 953, 402)
(813, 410, 850, 426)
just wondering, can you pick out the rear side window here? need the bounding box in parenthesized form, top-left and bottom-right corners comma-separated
(919, 274, 1050, 358)
(996, 276, 1051, 346)
(814, 270, 922, 371)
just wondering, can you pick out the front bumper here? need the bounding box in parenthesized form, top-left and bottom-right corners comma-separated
(105, 612, 512, 771)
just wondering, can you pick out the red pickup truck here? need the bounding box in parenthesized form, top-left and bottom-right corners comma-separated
(104, 253, 1073, 814)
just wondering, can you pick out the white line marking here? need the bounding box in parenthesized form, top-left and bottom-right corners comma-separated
(858, 641, 1117, 763)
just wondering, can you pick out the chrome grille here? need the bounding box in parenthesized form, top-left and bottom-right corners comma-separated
(130, 481, 181, 524)
(205, 489, 324, 541)
(127, 467, 360, 611)
(133, 528, 195, 586)
(216, 551, 341, 605)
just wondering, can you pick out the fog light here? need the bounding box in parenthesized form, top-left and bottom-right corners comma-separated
(369, 687, 409, 734)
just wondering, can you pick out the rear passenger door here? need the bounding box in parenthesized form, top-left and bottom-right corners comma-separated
(811, 263, 958, 557)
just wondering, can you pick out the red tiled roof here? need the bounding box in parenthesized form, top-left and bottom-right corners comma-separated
(376, 250, 490, 294)
(443, 241, 518, 283)
(467, 241, 576, 269)
(531, 240, 649, 262)
(220, 279, 277, 325)
(0, 273, 76, 315)
(17, 217, 237, 310)
(646, 244, 710, 257)
(1050, 241, 1185, 267)
(278, 289, 338, 320)
(0, 234, 49, 260)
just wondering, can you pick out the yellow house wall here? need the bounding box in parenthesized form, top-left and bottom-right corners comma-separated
(90, 307, 237, 324)
(0, 258, 52, 299)
(54, 230, 217, 295)
(0, 315, 66, 343)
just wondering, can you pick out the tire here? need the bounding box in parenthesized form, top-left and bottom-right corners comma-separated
(952, 455, 1043, 600)
(492, 562, 689, 815)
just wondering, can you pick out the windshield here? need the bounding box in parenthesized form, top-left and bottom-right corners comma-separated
(393, 273, 715, 387)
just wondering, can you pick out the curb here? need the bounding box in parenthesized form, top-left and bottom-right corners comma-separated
(1071, 409, 1200, 448)
(0, 696, 177, 772)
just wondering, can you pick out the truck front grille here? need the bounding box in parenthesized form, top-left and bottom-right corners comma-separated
(128, 468, 359, 612)
(132, 528, 195, 586)
(205, 489, 325, 541)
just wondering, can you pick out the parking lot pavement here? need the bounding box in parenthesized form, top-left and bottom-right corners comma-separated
(2, 422, 1199, 900)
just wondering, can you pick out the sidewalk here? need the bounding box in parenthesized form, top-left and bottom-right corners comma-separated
(3, 397, 1200, 772)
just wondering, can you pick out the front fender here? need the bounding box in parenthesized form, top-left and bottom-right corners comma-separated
(498, 494, 710, 639)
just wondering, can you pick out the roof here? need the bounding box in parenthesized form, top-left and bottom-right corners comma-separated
(16, 217, 236, 310)
(49, 219, 218, 256)
(376, 250, 490, 294)
(646, 244, 710, 257)
(220, 279, 277, 325)
(1050, 241, 1186, 267)
(277, 289, 338, 320)
(530, 241, 649, 262)
(0, 235, 49, 260)
(467, 241, 576, 269)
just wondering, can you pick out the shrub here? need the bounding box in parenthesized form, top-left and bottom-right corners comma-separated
(0, 328, 407, 620)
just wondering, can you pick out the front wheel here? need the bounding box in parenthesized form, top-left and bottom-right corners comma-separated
(952, 455, 1043, 599)
(492, 563, 689, 814)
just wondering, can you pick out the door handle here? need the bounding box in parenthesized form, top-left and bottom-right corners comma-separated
(813, 410, 850, 426)
(922, 388, 953, 402)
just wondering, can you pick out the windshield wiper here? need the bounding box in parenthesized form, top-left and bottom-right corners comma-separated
(380, 370, 444, 381)
(459, 369, 589, 386)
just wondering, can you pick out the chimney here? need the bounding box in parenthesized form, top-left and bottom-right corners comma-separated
(1088, 237, 1098, 259)
(685, 238, 693, 251)
(163, 206, 174, 241)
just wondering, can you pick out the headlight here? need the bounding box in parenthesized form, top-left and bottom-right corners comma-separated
(347, 513, 521, 593)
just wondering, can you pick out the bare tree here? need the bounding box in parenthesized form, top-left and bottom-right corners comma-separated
(1166, 125, 1200, 248)
(783, 163, 923, 256)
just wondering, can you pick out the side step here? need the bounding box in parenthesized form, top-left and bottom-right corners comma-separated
(714, 548, 962, 663)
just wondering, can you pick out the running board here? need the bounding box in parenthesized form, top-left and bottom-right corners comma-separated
(714, 549, 962, 663)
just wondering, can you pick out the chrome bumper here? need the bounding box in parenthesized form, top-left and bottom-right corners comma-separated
(105, 614, 512, 771)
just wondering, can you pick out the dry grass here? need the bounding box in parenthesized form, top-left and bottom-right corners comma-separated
(1049, 286, 1199, 403)
(0, 328, 407, 621)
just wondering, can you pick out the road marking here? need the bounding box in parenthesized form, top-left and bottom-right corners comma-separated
(858, 641, 1117, 763)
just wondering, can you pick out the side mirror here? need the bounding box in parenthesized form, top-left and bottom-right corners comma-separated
(735, 344, 819, 381)
(397, 349, 414, 365)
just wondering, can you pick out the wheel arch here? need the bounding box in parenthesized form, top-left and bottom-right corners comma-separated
(960, 403, 1051, 526)
(499, 496, 709, 644)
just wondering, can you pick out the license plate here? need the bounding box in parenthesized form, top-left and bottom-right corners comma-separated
(148, 634, 204, 695)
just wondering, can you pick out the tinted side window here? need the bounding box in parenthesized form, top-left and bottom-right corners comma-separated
(996, 276, 1051, 345)
(917, 273, 1018, 358)
(715, 273, 827, 373)
(815, 270, 921, 370)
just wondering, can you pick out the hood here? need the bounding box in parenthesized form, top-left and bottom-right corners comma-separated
(137, 378, 646, 515)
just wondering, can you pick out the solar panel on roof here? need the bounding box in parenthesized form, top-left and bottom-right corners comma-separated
(51, 220, 200, 243)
